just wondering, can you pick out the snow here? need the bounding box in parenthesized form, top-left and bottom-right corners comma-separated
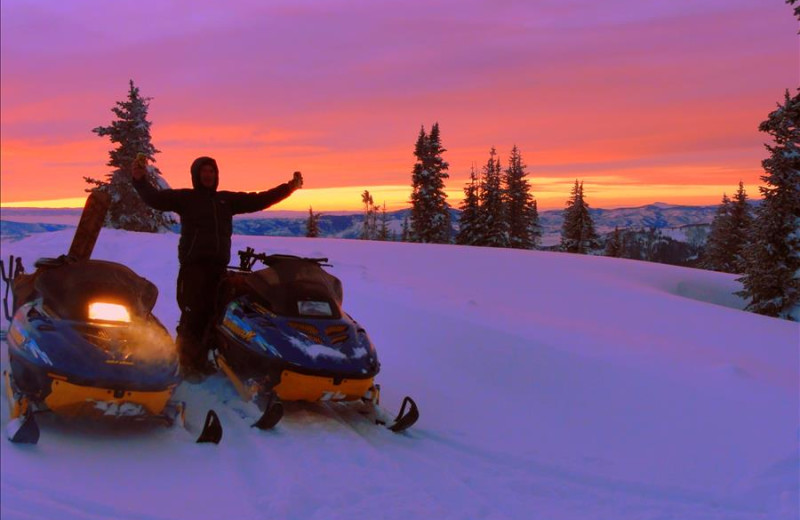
(1, 227, 798, 520)
(287, 336, 348, 361)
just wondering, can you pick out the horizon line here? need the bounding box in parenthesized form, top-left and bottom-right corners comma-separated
(1, 199, 740, 213)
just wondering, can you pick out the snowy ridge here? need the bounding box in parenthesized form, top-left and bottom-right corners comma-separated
(2, 202, 727, 241)
(0, 229, 797, 520)
(0, 221, 72, 241)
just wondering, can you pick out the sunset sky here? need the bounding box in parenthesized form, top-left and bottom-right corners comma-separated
(1, 0, 798, 212)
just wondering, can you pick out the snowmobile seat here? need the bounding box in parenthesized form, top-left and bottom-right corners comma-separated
(34, 256, 70, 269)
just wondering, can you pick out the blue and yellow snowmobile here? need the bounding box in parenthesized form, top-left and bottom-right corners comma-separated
(212, 248, 419, 432)
(1, 192, 221, 444)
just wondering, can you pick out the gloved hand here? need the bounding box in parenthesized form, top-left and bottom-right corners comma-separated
(132, 153, 148, 181)
(290, 171, 304, 190)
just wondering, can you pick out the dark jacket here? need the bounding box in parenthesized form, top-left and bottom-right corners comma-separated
(133, 156, 295, 266)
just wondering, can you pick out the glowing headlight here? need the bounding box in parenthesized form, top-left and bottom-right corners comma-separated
(88, 302, 131, 323)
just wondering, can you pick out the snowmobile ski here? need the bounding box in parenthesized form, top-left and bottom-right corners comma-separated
(251, 392, 284, 430)
(7, 413, 40, 444)
(195, 409, 223, 444)
(384, 396, 419, 433)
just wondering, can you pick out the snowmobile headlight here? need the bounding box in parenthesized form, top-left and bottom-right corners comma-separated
(88, 302, 131, 323)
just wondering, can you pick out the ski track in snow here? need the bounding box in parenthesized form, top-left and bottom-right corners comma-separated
(0, 230, 798, 520)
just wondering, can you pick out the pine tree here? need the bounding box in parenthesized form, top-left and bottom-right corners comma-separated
(738, 89, 800, 319)
(401, 216, 410, 242)
(409, 123, 451, 243)
(378, 202, 390, 241)
(85, 80, 174, 232)
(455, 165, 482, 245)
(702, 194, 734, 271)
(560, 180, 597, 254)
(788, 0, 800, 24)
(728, 181, 754, 272)
(605, 227, 624, 257)
(306, 206, 321, 238)
(361, 190, 375, 240)
(503, 145, 540, 249)
(478, 147, 509, 248)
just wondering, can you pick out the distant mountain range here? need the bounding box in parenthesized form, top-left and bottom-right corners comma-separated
(232, 203, 729, 246)
(1, 203, 737, 244)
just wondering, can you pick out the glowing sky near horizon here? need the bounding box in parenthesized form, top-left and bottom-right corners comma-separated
(1, 0, 798, 211)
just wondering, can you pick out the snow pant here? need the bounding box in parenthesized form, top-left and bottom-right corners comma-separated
(176, 262, 226, 370)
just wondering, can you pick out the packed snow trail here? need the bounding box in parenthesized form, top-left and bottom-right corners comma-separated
(1, 229, 797, 520)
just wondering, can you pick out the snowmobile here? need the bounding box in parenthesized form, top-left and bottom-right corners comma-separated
(211, 247, 419, 432)
(1, 192, 221, 444)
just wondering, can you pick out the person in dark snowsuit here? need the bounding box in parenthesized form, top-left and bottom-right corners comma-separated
(131, 156, 303, 380)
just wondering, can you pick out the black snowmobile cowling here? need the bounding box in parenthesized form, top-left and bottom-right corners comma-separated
(213, 249, 419, 432)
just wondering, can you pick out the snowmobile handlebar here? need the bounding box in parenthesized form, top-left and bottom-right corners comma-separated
(1, 255, 25, 321)
(234, 247, 331, 272)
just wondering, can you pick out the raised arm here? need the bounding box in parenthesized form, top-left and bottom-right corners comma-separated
(131, 154, 182, 212)
(229, 171, 303, 215)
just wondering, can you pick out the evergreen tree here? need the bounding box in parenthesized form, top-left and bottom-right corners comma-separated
(729, 182, 754, 272)
(788, 0, 800, 24)
(455, 165, 482, 245)
(478, 147, 509, 247)
(642, 213, 669, 262)
(605, 227, 624, 257)
(306, 206, 321, 238)
(378, 202, 390, 241)
(531, 199, 540, 247)
(360, 190, 376, 240)
(85, 80, 174, 232)
(560, 180, 597, 254)
(703, 194, 734, 271)
(409, 123, 451, 243)
(738, 89, 800, 319)
(503, 145, 540, 249)
(401, 215, 410, 242)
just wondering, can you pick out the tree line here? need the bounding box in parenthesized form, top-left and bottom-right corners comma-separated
(87, 81, 798, 320)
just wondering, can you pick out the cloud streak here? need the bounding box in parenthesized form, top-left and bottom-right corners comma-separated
(1, 0, 797, 208)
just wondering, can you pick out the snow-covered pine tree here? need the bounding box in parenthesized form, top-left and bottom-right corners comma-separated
(478, 147, 509, 248)
(306, 206, 321, 238)
(738, 89, 800, 320)
(702, 193, 734, 271)
(560, 180, 597, 254)
(455, 165, 482, 245)
(788, 0, 799, 24)
(409, 123, 451, 243)
(85, 80, 174, 232)
(503, 145, 540, 249)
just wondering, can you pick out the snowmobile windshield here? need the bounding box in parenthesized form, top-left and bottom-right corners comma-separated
(35, 260, 158, 321)
(224, 259, 344, 319)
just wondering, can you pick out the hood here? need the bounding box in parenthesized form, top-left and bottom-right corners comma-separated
(190, 156, 219, 191)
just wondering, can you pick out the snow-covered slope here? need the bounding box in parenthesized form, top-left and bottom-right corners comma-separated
(1, 229, 797, 520)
